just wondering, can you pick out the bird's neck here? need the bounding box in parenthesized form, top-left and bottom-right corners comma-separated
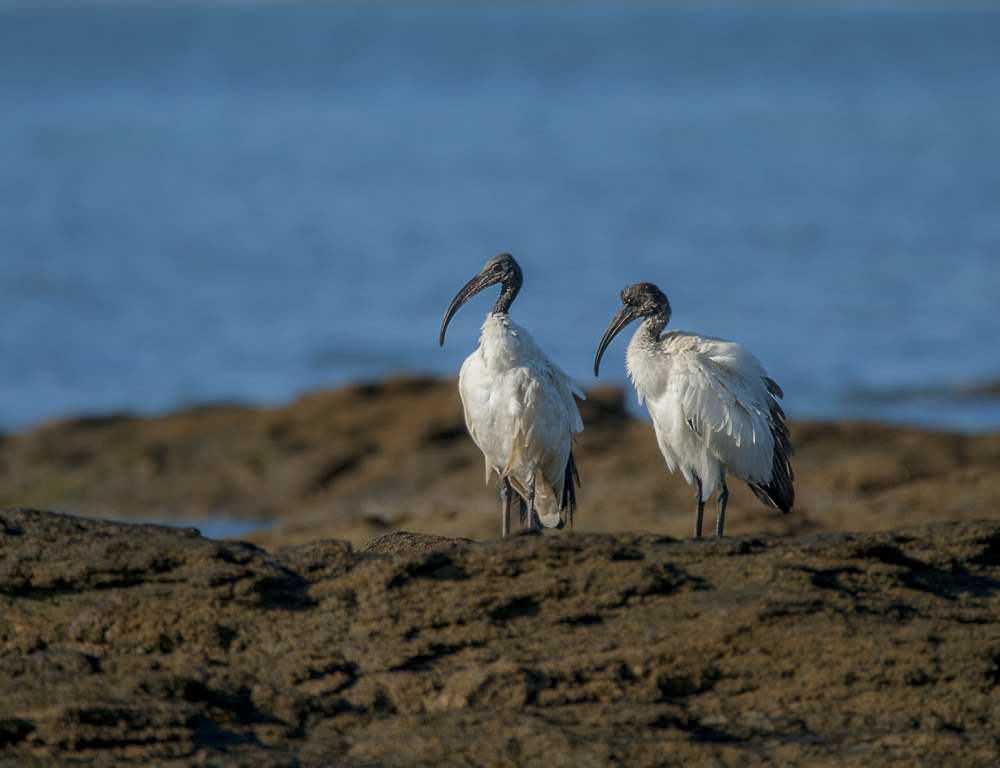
(626, 324, 663, 406)
(639, 312, 669, 344)
(626, 312, 673, 404)
(492, 274, 522, 315)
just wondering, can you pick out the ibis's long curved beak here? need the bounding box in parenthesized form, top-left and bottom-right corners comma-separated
(594, 305, 638, 376)
(439, 270, 494, 346)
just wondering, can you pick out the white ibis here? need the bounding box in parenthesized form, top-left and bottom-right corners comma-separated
(439, 253, 584, 537)
(593, 282, 794, 538)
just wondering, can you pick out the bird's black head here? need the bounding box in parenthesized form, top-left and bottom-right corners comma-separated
(594, 282, 672, 376)
(439, 253, 524, 346)
(620, 282, 671, 319)
(481, 252, 521, 285)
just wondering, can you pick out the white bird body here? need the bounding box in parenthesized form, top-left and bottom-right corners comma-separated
(594, 281, 793, 538)
(439, 253, 584, 536)
(626, 328, 781, 502)
(459, 314, 584, 528)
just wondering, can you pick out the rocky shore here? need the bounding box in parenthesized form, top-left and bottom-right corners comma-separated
(2, 509, 1000, 766)
(1, 376, 998, 547)
(2, 378, 1000, 765)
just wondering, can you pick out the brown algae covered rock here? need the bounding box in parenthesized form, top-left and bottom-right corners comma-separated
(2, 509, 1000, 765)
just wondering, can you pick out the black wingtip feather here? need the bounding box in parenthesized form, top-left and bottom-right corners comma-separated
(749, 387, 795, 514)
(560, 452, 580, 529)
(765, 377, 784, 399)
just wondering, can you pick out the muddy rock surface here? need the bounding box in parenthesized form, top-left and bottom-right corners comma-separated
(1, 377, 999, 548)
(2, 508, 1000, 766)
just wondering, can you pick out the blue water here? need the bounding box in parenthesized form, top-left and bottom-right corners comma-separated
(2, 3, 999, 432)
(110, 516, 267, 542)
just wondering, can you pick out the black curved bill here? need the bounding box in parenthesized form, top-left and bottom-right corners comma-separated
(439, 272, 490, 346)
(594, 305, 638, 376)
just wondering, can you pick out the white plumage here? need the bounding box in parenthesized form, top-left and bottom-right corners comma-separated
(595, 282, 793, 538)
(459, 314, 584, 529)
(627, 331, 783, 501)
(440, 253, 584, 536)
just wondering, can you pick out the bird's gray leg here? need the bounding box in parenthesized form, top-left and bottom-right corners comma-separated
(500, 477, 512, 538)
(716, 473, 729, 539)
(693, 475, 704, 539)
(526, 471, 543, 531)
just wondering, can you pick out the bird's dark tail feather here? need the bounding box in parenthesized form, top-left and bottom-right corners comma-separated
(559, 452, 580, 529)
(749, 400, 795, 514)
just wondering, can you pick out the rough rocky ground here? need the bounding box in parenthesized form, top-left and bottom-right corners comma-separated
(1, 377, 999, 547)
(2, 508, 1000, 766)
(2, 378, 998, 764)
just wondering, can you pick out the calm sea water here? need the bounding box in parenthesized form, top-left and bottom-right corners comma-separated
(2, 3, 999, 432)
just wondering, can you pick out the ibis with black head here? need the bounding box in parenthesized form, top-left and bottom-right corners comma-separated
(594, 282, 793, 538)
(439, 253, 584, 537)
